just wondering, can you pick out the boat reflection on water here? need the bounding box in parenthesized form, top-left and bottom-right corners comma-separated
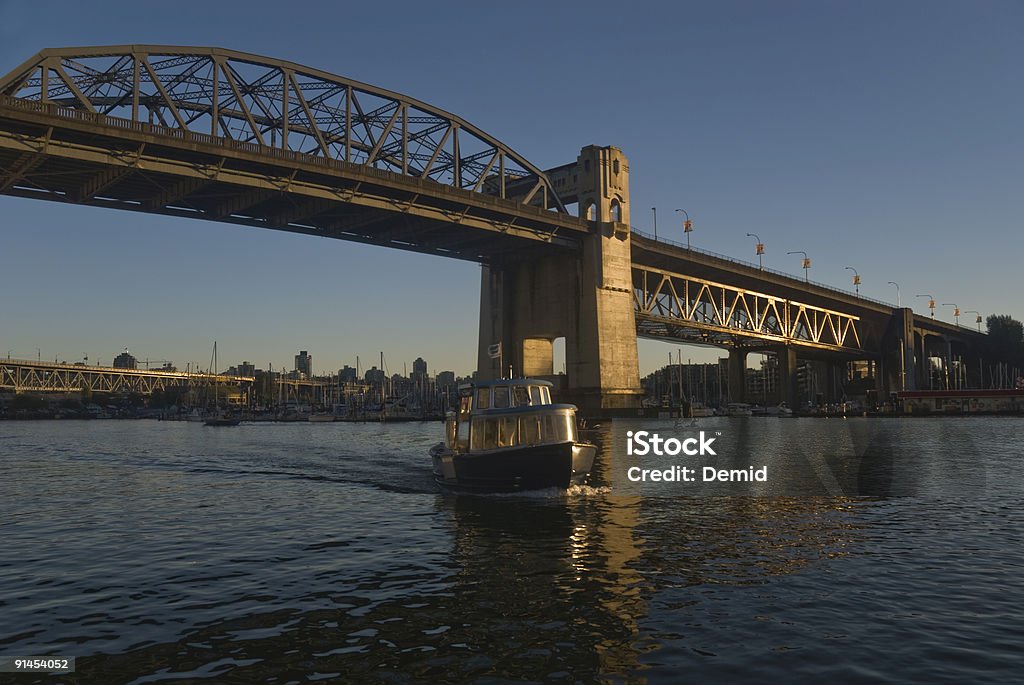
(60, 481, 867, 683)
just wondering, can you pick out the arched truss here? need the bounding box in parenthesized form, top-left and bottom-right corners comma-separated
(0, 46, 566, 211)
(633, 266, 863, 353)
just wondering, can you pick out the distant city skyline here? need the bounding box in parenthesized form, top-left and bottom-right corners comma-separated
(1, 1, 1021, 377)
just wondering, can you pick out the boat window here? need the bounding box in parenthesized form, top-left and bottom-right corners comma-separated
(493, 385, 510, 409)
(459, 395, 471, 416)
(446, 415, 457, 449)
(565, 413, 577, 442)
(470, 417, 499, 450)
(476, 388, 490, 410)
(498, 416, 518, 447)
(530, 386, 544, 405)
(484, 418, 498, 448)
(541, 387, 551, 404)
(456, 416, 469, 449)
(513, 385, 531, 406)
(520, 414, 542, 445)
(541, 414, 558, 443)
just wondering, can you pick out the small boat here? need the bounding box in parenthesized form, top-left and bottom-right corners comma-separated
(202, 341, 240, 426)
(429, 379, 596, 492)
(308, 412, 336, 422)
(204, 413, 240, 427)
(726, 402, 753, 416)
(766, 402, 794, 417)
(689, 402, 716, 418)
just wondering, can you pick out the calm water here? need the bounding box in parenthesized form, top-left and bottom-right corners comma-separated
(1, 417, 1022, 684)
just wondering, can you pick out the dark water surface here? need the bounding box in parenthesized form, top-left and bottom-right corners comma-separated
(1, 417, 1021, 684)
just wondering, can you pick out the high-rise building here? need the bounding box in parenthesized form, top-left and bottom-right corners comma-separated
(364, 366, 385, 385)
(339, 365, 358, 383)
(412, 357, 428, 381)
(112, 349, 137, 369)
(295, 350, 313, 377)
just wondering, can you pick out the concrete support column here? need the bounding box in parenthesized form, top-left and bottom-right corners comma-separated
(727, 349, 746, 403)
(777, 347, 799, 409)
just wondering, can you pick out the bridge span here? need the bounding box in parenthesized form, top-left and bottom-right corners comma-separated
(0, 46, 989, 413)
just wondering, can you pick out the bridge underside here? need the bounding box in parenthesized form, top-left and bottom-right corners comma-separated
(0, 99, 586, 262)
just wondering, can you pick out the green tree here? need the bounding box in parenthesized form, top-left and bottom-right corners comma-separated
(986, 314, 1024, 365)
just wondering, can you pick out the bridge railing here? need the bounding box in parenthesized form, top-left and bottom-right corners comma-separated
(630, 228, 897, 309)
(0, 94, 588, 230)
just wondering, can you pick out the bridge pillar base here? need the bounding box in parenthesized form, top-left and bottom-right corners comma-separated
(728, 349, 747, 403)
(884, 308, 917, 393)
(777, 347, 799, 410)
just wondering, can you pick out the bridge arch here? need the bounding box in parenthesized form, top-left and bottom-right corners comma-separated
(0, 45, 566, 211)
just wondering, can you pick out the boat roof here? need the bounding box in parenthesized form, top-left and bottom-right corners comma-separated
(474, 403, 579, 416)
(459, 378, 554, 389)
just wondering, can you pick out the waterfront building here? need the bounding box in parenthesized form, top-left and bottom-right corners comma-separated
(295, 350, 313, 377)
(113, 349, 137, 369)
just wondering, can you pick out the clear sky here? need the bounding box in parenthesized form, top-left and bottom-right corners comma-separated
(1, 1, 1020, 377)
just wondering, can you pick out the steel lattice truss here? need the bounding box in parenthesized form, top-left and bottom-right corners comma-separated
(634, 267, 862, 352)
(0, 46, 564, 209)
(0, 360, 252, 394)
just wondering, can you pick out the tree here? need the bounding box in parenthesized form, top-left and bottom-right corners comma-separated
(986, 314, 1024, 365)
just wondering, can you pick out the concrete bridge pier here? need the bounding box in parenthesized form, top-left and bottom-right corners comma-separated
(477, 146, 643, 415)
(776, 347, 799, 410)
(727, 349, 747, 404)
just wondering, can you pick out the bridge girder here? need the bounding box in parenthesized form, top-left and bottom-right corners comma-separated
(0, 98, 588, 261)
(633, 265, 863, 354)
(0, 359, 252, 395)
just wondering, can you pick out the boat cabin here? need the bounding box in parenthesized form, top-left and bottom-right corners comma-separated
(445, 379, 579, 453)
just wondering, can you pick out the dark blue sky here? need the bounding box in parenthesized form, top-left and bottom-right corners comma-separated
(1, 1, 1020, 375)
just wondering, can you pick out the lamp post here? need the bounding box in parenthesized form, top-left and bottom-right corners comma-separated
(916, 294, 936, 318)
(746, 232, 764, 269)
(787, 251, 811, 282)
(651, 207, 657, 240)
(965, 310, 982, 332)
(675, 208, 693, 249)
(888, 281, 901, 308)
(845, 266, 860, 296)
(942, 303, 961, 327)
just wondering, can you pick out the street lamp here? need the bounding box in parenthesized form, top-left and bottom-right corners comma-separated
(845, 266, 861, 296)
(787, 251, 811, 282)
(888, 281, 901, 308)
(651, 207, 657, 240)
(916, 294, 936, 318)
(675, 208, 693, 249)
(965, 310, 983, 332)
(746, 232, 764, 269)
(942, 303, 961, 327)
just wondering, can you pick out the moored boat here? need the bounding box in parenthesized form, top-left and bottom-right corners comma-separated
(204, 412, 241, 427)
(726, 402, 753, 416)
(429, 379, 596, 492)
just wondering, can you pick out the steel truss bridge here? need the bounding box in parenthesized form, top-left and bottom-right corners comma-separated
(0, 359, 252, 395)
(2, 45, 977, 391)
(0, 46, 587, 262)
(633, 265, 862, 353)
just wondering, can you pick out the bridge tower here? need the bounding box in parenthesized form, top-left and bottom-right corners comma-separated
(477, 145, 643, 414)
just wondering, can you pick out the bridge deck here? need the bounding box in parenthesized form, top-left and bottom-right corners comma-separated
(0, 96, 590, 262)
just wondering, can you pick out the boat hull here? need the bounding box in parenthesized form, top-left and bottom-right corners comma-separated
(431, 441, 596, 493)
(204, 417, 240, 426)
